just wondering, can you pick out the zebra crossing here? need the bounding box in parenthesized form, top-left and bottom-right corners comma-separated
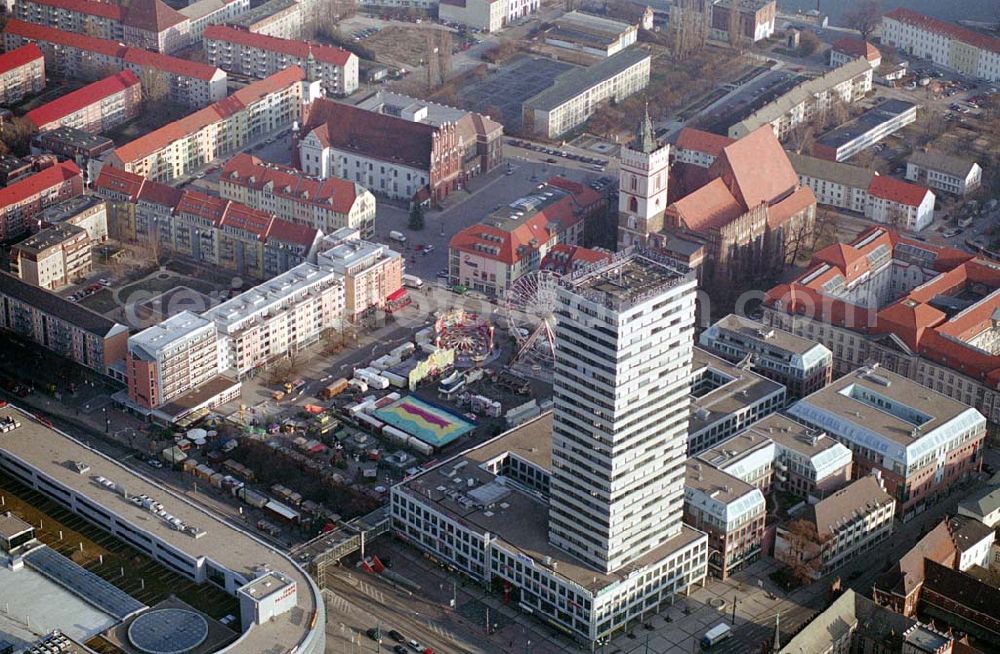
(322, 589, 353, 615)
(423, 619, 455, 642)
(357, 579, 386, 604)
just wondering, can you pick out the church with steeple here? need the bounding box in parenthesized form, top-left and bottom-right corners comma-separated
(616, 108, 670, 248)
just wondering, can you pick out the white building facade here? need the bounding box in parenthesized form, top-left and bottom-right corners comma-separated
(881, 8, 1000, 83)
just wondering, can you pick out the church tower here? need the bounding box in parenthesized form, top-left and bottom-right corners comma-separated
(617, 108, 670, 248)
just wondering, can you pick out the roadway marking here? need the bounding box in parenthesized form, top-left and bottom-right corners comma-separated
(424, 620, 455, 641)
(322, 589, 354, 615)
(357, 579, 385, 604)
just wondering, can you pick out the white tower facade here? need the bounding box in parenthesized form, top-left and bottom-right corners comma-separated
(617, 111, 670, 249)
(548, 251, 697, 573)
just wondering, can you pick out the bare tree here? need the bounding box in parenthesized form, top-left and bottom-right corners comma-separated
(780, 519, 826, 584)
(844, 0, 881, 42)
(798, 30, 820, 57)
(139, 68, 170, 104)
(0, 116, 37, 157)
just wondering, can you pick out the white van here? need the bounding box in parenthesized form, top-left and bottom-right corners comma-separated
(389, 230, 407, 243)
(402, 274, 423, 289)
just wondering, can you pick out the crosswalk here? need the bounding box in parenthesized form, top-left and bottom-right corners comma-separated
(424, 619, 455, 643)
(322, 589, 353, 616)
(357, 579, 386, 604)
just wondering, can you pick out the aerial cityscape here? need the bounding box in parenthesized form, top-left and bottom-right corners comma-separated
(0, 0, 996, 651)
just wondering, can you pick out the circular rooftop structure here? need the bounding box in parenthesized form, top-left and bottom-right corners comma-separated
(128, 608, 210, 654)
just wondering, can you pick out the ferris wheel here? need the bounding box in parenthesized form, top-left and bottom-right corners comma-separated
(502, 270, 561, 367)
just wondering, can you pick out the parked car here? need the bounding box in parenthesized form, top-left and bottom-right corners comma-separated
(366, 628, 382, 643)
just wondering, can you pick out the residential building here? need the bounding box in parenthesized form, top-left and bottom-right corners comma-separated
(9, 223, 91, 290)
(31, 126, 114, 163)
(906, 151, 982, 196)
(523, 48, 649, 138)
(316, 228, 402, 322)
(34, 195, 108, 243)
(2, 20, 227, 108)
(203, 25, 358, 96)
(787, 366, 987, 519)
(106, 67, 321, 182)
(948, 515, 994, 571)
(706, 0, 776, 44)
(786, 151, 874, 213)
(354, 91, 504, 184)
(671, 128, 734, 169)
(728, 58, 873, 140)
(203, 263, 345, 379)
(812, 99, 918, 162)
(763, 227, 1000, 430)
(438, 0, 505, 33)
(121, 0, 190, 53)
(233, 0, 301, 39)
(448, 177, 605, 294)
(775, 473, 895, 578)
(0, 160, 83, 241)
(0, 43, 45, 105)
(756, 414, 854, 499)
(0, 271, 128, 378)
(866, 175, 935, 232)
(617, 111, 669, 248)
(830, 37, 881, 68)
(179, 0, 251, 40)
(220, 153, 376, 237)
(0, 156, 33, 186)
(659, 126, 817, 285)
(684, 460, 766, 579)
(356, 0, 435, 9)
(126, 310, 219, 410)
(543, 11, 638, 58)
(780, 589, 954, 654)
(687, 347, 786, 456)
(539, 244, 612, 275)
(25, 70, 142, 133)
(699, 313, 833, 398)
(881, 8, 1000, 83)
(958, 485, 1000, 528)
(392, 252, 710, 646)
(298, 97, 502, 204)
(696, 429, 776, 493)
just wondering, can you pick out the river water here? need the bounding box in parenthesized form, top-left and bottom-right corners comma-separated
(777, 0, 998, 27)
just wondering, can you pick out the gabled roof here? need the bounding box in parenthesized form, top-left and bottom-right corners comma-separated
(26, 71, 140, 130)
(29, 0, 122, 19)
(832, 37, 880, 62)
(221, 152, 361, 214)
(884, 7, 1000, 55)
(712, 125, 799, 209)
(908, 150, 980, 179)
(868, 175, 932, 207)
(0, 43, 44, 74)
(203, 25, 354, 66)
(808, 475, 893, 537)
(674, 128, 734, 158)
(814, 242, 866, 274)
(122, 0, 188, 32)
(0, 161, 81, 208)
(122, 48, 222, 81)
(875, 519, 956, 598)
(3, 18, 125, 57)
(540, 245, 611, 274)
(93, 166, 145, 200)
(0, 270, 122, 337)
(670, 177, 744, 232)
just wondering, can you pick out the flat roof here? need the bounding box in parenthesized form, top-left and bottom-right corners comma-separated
(745, 413, 842, 459)
(562, 251, 691, 311)
(35, 195, 106, 224)
(697, 429, 774, 471)
(689, 348, 785, 435)
(816, 100, 916, 150)
(235, 0, 297, 25)
(398, 413, 704, 592)
(525, 48, 649, 112)
(0, 405, 319, 654)
(709, 313, 831, 357)
(13, 223, 87, 255)
(33, 126, 114, 151)
(0, 511, 34, 539)
(156, 375, 240, 417)
(129, 310, 213, 359)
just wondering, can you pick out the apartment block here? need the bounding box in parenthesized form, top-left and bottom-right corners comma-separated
(9, 223, 91, 290)
(523, 48, 650, 138)
(881, 8, 1000, 83)
(204, 25, 358, 96)
(233, 0, 300, 39)
(829, 38, 881, 69)
(2, 19, 227, 107)
(220, 153, 376, 237)
(179, 0, 251, 41)
(25, 70, 142, 133)
(0, 160, 84, 241)
(0, 43, 45, 105)
(788, 366, 987, 520)
(316, 228, 402, 322)
(764, 227, 1000, 429)
(448, 178, 605, 294)
(775, 473, 895, 578)
(671, 128, 734, 169)
(813, 100, 918, 162)
(127, 310, 219, 410)
(203, 263, 345, 379)
(866, 175, 935, 232)
(0, 156, 33, 187)
(35, 194, 109, 243)
(684, 460, 766, 579)
(0, 271, 128, 378)
(906, 151, 982, 196)
(696, 429, 776, 493)
(786, 151, 874, 214)
(729, 58, 873, 140)
(700, 314, 833, 398)
(687, 347, 786, 456)
(107, 67, 320, 182)
(31, 126, 115, 162)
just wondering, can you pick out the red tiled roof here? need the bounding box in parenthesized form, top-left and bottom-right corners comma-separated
(0, 161, 81, 207)
(712, 125, 799, 210)
(25, 70, 140, 130)
(874, 299, 946, 351)
(670, 177, 744, 232)
(767, 185, 816, 229)
(29, 0, 122, 20)
(4, 19, 125, 57)
(832, 37, 880, 62)
(545, 176, 603, 210)
(0, 43, 43, 74)
(884, 7, 1000, 55)
(123, 0, 188, 32)
(137, 178, 184, 207)
(674, 128, 735, 158)
(113, 67, 303, 163)
(266, 217, 319, 247)
(93, 166, 145, 200)
(122, 48, 221, 81)
(302, 98, 437, 169)
(867, 175, 932, 207)
(814, 242, 866, 274)
(221, 152, 360, 214)
(219, 202, 274, 238)
(540, 244, 611, 274)
(203, 25, 353, 66)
